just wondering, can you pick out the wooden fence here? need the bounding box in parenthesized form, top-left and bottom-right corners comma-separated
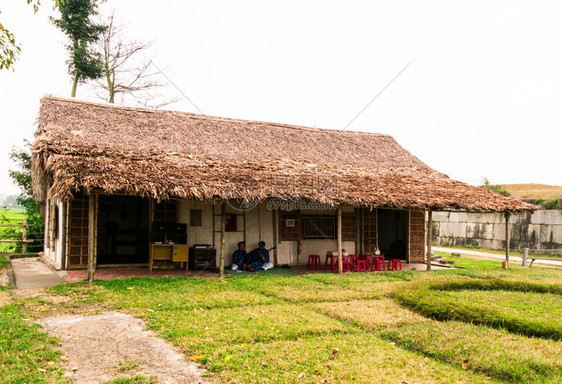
(0, 218, 44, 253)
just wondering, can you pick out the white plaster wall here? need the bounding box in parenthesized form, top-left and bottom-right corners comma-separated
(433, 210, 562, 250)
(178, 201, 275, 267)
(177, 201, 357, 266)
(178, 200, 214, 246)
(276, 241, 297, 265)
(44, 200, 65, 270)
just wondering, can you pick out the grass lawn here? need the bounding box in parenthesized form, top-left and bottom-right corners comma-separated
(436, 244, 562, 261)
(2, 257, 562, 383)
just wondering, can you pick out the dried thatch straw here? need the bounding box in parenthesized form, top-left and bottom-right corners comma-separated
(31, 96, 535, 212)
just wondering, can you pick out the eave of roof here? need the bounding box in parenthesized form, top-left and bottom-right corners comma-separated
(31, 95, 537, 213)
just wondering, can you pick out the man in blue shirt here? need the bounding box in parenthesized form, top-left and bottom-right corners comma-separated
(249, 241, 270, 270)
(232, 241, 249, 271)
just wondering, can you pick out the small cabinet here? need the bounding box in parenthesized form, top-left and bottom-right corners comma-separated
(149, 243, 189, 271)
(172, 245, 189, 262)
(189, 246, 217, 270)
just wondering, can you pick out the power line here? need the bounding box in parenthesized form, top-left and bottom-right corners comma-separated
(151, 62, 205, 115)
(342, 57, 415, 130)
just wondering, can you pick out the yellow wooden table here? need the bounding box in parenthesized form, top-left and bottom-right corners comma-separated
(149, 243, 189, 271)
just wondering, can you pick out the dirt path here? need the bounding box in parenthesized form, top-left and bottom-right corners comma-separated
(41, 311, 207, 384)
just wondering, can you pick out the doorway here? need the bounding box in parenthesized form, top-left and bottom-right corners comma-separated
(96, 195, 149, 265)
(377, 209, 408, 260)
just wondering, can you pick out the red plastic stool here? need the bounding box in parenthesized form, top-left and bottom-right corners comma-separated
(371, 258, 386, 271)
(333, 258, 351, 273)
(307, 254, 321, 270)
(356, 259, 367, 272)
(387, 258, 402, 271)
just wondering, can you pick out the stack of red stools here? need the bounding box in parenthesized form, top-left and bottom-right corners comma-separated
(331, 256, 351, 273)
(370, 255, 386, 271)
(355, 255, 368, 272)
(387, 258, 402, 271)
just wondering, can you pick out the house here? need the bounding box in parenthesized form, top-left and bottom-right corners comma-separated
(31, 96, 535, 271)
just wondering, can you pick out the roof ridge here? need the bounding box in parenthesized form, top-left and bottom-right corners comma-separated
(41, 94, 390, 138)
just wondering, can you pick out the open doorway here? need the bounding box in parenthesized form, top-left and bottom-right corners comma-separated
(377, 209, 408, 260)
(97, 195, 149, 265)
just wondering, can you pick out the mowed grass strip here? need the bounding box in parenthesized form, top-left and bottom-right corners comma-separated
(307, 272, 414, 297)
(396, 287, 562, 340)
(447, 289, 561, 327)
(0, 303, 66, 384)
(427, 277, 562, 295)
(234, 274, 378, 302)
(312, 298, 428, 330)
(145, 303, 351, 355)
(380, 320, 562, 383)
(204, 333, 500, 384)
(395, 276, 562, 340)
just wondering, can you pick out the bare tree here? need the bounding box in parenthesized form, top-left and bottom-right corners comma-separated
(92, 12, 177, 108)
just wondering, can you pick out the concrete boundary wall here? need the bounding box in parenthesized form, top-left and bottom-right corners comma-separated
(432, 210, 562, 250)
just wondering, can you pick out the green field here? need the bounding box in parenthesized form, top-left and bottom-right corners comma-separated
(1, 257, 561, 383)
(0, 207, 25, 221)
(0, 208, 26, 253)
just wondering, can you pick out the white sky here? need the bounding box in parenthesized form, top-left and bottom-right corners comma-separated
(1, 0, 561, 196)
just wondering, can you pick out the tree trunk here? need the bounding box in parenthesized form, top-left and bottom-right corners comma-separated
(71, 71, 79, 97)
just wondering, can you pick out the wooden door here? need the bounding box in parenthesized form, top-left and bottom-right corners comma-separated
(362, 208, 378, 254)
(68, 193, 89, 268)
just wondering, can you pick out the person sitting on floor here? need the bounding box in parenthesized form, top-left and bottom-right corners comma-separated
(232, 241, 249, 271)
(248, 241, 270, 270)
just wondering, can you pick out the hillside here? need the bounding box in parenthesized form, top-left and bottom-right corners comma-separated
(505, 184, 562, 199)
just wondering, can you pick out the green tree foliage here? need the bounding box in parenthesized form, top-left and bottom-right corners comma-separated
(51, 0, 106, 96)
(0, 1, 63, 71)
(7, 140, 44, 253)
(0, 20, 20, 71)
(480, 177, 510, 197)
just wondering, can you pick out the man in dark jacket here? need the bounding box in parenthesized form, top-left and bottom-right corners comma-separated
(248, 241, 270, 270)
(232, 241, 248, 271)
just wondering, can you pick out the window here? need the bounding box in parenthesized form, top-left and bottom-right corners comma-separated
(279, 212, 299, 241)
(190, 209, 202, 226)
(301, 215, 335, 239)
(154, 200, 177, 222)
(341, 213, 356, 241)
(53, 205, 59, 239)
(225, 213, 238, 232)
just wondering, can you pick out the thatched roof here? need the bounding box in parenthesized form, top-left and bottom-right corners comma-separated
(32, 95, 535, 212)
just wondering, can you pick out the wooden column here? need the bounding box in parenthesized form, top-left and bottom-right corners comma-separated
(337, 206, 343, 274)
(272, 207, 278, 265)
(426, 210, 432, 271)
(219, 203, 226, 278)
(503, 211, 511, 269)
(60, 201, 68, 270)
(87, 193, 96, 282)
